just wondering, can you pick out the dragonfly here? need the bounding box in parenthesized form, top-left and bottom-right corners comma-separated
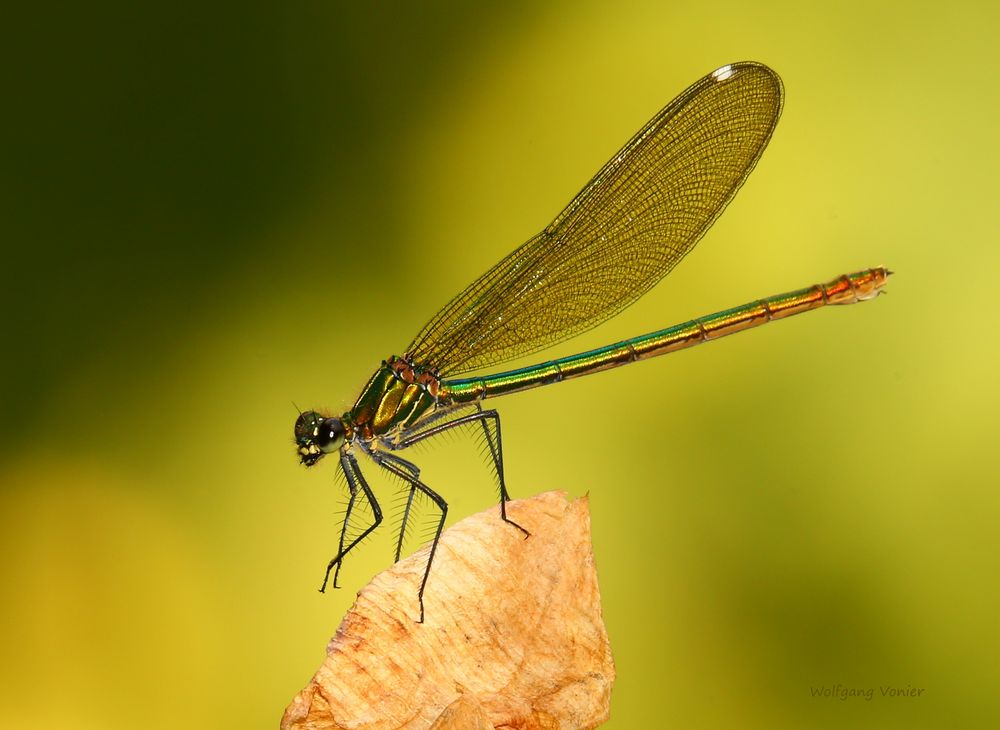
(294, 61, 889, 622)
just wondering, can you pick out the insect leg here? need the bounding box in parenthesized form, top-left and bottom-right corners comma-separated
(471, 403, 529, 536)
(329, 464, 357, 590)
(373, 450, 422, 563)
(319, 450, 383, 593)
(389, 409, 530, 538)
(371, 453, 446, 623)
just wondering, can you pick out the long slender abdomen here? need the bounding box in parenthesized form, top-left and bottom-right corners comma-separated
(439, 267, 890, 404)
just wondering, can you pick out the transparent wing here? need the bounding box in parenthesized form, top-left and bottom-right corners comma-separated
(407, 61, 783, 376)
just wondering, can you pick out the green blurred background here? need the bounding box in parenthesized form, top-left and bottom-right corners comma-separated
(3, 1, 998, 727)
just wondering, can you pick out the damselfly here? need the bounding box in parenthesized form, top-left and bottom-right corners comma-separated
(294, 61, 889, 621)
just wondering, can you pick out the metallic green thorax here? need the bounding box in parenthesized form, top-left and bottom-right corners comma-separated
(438, 268, 888, 405)
(346, 358, 437, 440)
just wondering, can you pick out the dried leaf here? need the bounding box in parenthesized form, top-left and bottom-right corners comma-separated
(281, 491, 614, 730)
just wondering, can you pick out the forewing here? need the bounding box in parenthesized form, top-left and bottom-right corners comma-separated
(407, 62, 783, 376)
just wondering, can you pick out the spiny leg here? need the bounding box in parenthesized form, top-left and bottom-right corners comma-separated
(472, 404, 529, 537)
(374, 451, 422, 563)
(320, 451, 383, 593)
(330, 471, 358, 590)
(389, 409, 529, 538)
(372, 454, 446, 623)
(376, 451, 420, 478)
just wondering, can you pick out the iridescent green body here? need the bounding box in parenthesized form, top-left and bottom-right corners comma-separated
(341, 267, 889, 436)
(438, 268, 888, 405)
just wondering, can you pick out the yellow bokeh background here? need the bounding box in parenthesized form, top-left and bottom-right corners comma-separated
(3, 1, 998, 728)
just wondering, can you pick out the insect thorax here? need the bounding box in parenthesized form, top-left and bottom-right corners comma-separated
(348, 356, 439, 439)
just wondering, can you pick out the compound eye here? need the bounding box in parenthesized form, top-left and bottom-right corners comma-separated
(315, 418, 345, 453)
(294, 411, 324, 443)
